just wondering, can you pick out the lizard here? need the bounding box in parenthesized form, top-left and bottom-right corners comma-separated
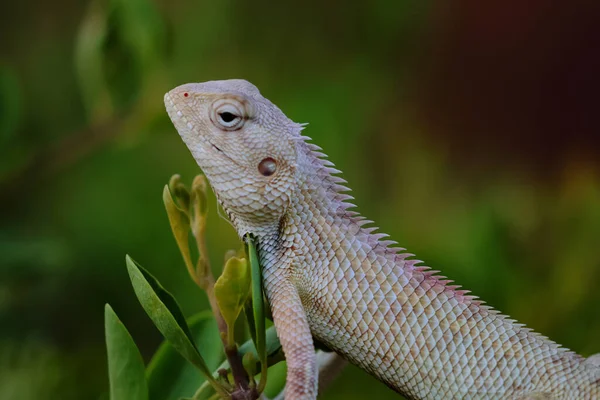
(163, 79, 600, 399)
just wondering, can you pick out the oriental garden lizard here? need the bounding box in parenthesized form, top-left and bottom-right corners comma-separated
(164, 79, 600, 400)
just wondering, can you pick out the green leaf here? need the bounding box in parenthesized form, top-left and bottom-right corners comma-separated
(146, 312, 223, 400)
(262, 325, 283, 358)
(245, 234, 268, 392)
(105, 304, 148, 400)
(75, 0, 165, 116)
(243, 299, 257, 350)
(125, 256, 227, 397)
(74, 0, 113, 122)
(242, 352, 257, 381)
(109, 0, 165, 71)
(213, 326, 283, 385)
(227, 325, 282, 362)
(104, 0, 165, 109)
(214, 256, 251, 346)
(163, 185, 196, 284)
(263, 361, 287, 398)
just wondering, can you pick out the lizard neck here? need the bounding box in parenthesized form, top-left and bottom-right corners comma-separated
(226, 136, 358, 244)
(289, 139, 395, 249)
(286, 139, 491, 306)
(292, 140, 357, 222)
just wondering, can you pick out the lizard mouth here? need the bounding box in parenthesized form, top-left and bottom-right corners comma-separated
(208, 141, 243, 167)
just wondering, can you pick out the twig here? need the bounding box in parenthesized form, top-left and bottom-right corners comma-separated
(190, 192, 252, 397)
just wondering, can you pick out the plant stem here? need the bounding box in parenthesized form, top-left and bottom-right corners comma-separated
(192, 211, 252, 396)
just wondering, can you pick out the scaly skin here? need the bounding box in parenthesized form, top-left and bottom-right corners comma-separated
(164, 79, 600, 399)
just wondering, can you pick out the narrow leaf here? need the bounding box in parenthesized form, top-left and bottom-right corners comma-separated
(125, 256, 226, 397)
(105, 304, 148, 400)
(74, 0, 113, 122)
(245, 235, 268, 391)
(146, 312, 223, 400)
(243, 299, 257, 350)
(263, 362, 287, 399)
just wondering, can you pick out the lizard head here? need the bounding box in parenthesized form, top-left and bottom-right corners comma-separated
(164, 79, 302, 233)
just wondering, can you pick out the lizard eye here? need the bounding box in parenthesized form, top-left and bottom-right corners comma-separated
(219, 112, 237, 123)
(217, 110, 241, 128)
(211, 99, 245, 131)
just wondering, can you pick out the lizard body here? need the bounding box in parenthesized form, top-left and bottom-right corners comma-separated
(164, 79, 600, 399)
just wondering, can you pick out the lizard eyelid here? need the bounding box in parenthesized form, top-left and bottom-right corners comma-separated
(211, 99, 245, 131)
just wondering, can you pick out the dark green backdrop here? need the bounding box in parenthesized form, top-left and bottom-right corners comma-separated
(1, 0, 599, 398)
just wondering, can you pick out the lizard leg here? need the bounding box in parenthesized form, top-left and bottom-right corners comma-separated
(265, 277, 317, 400)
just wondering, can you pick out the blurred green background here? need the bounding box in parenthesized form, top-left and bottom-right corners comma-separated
(1, 0, 599, 399)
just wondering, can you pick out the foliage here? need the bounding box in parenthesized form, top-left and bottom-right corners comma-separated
(105, 304, 148, 400)
(105, 176, 282, 399)
(146, 312, 222, 400)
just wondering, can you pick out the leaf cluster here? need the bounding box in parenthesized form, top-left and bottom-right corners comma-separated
(105, 175, 283, 400)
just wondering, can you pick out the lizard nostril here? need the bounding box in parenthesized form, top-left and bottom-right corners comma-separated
(258, 157, 277, 176)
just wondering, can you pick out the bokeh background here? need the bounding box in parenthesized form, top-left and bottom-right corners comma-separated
(1, 0, 599, 399)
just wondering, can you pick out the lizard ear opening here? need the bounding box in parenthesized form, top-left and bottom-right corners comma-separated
(258, 157, 277, 176)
